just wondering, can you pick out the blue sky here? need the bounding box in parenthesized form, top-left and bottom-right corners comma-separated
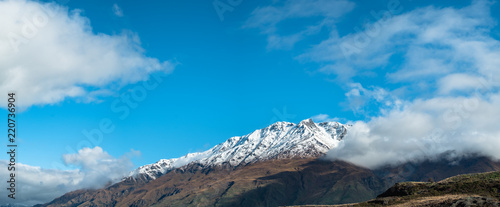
(2, 0, 500, 204)
(1, 0, 499, 168)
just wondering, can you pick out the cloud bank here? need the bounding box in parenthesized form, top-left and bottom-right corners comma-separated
(0, 147, 137, 206)
(0, 0, 174, 109)
(328, 94, 500, 169)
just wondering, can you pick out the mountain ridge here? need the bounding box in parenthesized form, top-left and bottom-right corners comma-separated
(37, 118, 500, 207)
(38, 156, 500, 207)
(130, 119, 349, 180)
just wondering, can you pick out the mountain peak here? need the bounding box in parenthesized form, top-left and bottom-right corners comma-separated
(130, 119, 349, 179)
(298, 118, 319, 130)
(266, 121, 295, 131)
(299, 118, 314, 125)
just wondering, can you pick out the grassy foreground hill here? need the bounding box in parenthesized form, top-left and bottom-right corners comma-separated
(296, 171, 500, 207)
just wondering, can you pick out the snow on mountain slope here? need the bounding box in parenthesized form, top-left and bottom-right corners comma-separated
(130, 119, 349, 179)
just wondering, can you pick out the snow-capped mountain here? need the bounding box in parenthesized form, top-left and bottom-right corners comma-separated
(130, 119, 348, 179)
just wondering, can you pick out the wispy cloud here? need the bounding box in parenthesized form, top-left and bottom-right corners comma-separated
(0, 147, 138, 206)
(112, 3, 124, 17)
(300, 0, 499, 92)
(343, 83, 402, 116)
(310, 114, 339, 122)
(247, 0, 500, 168)
(245, 0, 355, 50)
(324, 0, 500, 169)
(0, 0, 174, 109)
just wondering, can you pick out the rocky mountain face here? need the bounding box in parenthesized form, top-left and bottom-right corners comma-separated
(37, 119, 500, 207)
(39, 159, 387, 206)
(130, 119, 348, 180)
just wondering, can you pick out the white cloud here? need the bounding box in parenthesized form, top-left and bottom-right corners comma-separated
(63, 147, 135, 188)
(438, 73, 492, 94)
(343, 83, 402, 116)
(246, 0, 500, 96)
(0, 147, 137, 206)
(245, 0, 355, 50)
(327, 93, 500, 169)
(112, 3, 124, 17)
(300, 0, 500, 92)
(0, 0, 174, 109)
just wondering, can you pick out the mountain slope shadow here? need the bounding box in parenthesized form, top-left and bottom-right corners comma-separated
(217, 159, 388, 207)
(374, 156, 500, 184)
